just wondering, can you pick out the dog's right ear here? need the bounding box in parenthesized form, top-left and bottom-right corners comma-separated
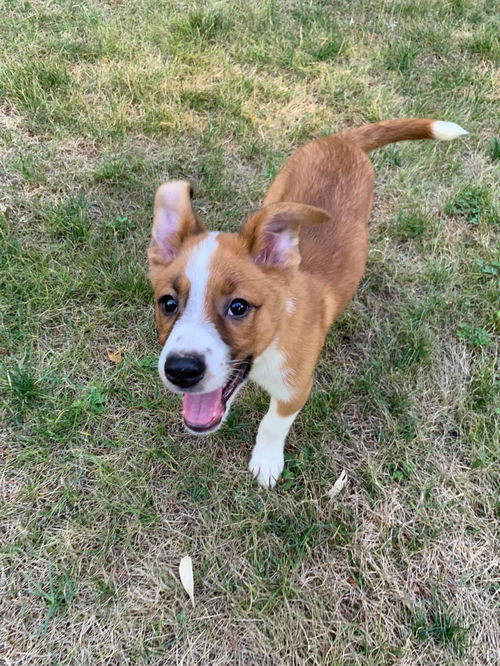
(148, 181, 205, 266)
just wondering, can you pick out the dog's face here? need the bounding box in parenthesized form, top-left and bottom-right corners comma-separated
(148, 181, 328, 434)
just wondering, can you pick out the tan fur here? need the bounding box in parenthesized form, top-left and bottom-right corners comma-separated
(148, 119, 464, 437)
(204, 233, 285, 359)
(252, 120, 442, 416)
(149, 235, 200, 345)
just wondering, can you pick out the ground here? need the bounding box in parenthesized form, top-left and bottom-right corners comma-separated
(0, 0, 498, 664)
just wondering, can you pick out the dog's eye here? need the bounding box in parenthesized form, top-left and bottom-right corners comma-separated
(159, 294, 178, 315)
(227, 298, 250, 318)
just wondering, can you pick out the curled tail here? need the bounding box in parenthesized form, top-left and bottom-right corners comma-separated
(337, 118, 468, 152)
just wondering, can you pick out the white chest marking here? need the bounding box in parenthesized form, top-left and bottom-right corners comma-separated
(250, 339, 294, 403)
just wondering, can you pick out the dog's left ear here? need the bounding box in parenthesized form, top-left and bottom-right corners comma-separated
(240, 202, 330, 268)
(148, 181, 205, 266)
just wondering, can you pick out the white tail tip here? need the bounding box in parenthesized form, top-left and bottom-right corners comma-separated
(432, 120, 469, 141)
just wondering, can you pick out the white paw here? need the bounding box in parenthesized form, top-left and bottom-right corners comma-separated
(248, 446, 284, 489)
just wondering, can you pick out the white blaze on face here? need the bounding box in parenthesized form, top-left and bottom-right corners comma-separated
(158, 232, 230, 393)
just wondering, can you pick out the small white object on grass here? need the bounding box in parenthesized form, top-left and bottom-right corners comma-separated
(328, 470, 348, 498)
(179, 555, 195, 607)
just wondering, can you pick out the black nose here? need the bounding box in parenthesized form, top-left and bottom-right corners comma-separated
(164, 354, 206, 389)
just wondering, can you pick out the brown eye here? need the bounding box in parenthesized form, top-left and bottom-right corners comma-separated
(227, 298, 250, 318)
(159, 294, 178, 314)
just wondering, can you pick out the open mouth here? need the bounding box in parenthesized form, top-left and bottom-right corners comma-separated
(182, 357, 252, 433)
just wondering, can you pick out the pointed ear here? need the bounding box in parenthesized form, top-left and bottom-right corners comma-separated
(148, 181, 205, 265)
(239, 202, 330, 268)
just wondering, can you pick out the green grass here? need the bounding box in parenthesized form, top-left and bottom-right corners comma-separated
(1, 0, 499, 663)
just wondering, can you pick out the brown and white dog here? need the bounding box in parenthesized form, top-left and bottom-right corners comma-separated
(147, 118, 467, 488)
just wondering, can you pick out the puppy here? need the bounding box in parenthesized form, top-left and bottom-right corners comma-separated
(147, 119, 467, 487)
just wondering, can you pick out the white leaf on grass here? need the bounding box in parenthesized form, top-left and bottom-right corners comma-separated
(328, 470, 347, 498)
(179, 555, 195, 607)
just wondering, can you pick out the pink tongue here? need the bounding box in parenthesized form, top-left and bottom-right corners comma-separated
(182, 388, 225, 428)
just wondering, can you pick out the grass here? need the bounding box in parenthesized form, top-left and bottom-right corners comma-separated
(0, 0, 498, 663)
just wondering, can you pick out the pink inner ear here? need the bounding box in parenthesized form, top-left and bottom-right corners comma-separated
(255, 229, 294, 266)
(154, 207, 179, 262)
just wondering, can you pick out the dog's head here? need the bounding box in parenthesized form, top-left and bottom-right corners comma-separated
(148, 181, 329, 434)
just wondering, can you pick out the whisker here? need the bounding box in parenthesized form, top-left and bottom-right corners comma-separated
(204, 364, 248, 386)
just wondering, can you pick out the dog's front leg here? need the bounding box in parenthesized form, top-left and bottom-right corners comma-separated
(249, 398, 298, 488)
(248, 382, 315, 488)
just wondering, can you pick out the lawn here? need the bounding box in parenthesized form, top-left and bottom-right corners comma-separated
(0, 0, 498, 663)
